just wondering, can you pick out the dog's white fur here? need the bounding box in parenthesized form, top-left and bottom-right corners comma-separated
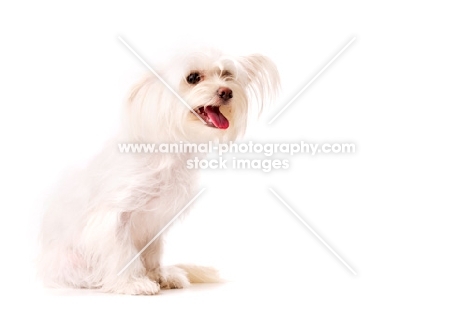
(38, 48, 280, 294)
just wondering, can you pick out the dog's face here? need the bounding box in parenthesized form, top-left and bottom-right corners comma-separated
(124, 49, 279, 143)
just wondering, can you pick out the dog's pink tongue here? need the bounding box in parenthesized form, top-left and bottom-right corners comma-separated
(205, 106, 229, 129)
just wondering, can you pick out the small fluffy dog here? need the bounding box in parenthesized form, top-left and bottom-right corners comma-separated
(38, 48, 280, 294)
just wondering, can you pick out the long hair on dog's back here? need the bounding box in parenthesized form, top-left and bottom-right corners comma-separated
(38, 48, 280, 294)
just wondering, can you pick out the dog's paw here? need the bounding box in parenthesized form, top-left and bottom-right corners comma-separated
(147, 266, 190, 289)
(108, 277, 160, 295)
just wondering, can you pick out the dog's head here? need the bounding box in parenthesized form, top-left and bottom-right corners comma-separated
(124, 48, 280, 143)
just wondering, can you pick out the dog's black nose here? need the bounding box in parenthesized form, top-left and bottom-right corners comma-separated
(217, 87, 233, 101)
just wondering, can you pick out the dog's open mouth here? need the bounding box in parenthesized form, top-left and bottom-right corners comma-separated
(193, 105, 229, 129)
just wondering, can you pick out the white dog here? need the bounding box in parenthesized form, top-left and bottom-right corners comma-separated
(38, 48, 280, 294)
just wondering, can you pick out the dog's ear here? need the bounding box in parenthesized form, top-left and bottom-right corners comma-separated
(123, 74, 152, 140)
(237, 54, 280, 115)
(127, 74, 152, 107)
(124, 74, 176, 142)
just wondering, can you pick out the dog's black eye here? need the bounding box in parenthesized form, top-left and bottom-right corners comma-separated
(187, 72, 201, 84)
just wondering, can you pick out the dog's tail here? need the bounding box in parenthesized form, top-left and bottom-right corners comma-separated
(175, 264, 223, 283)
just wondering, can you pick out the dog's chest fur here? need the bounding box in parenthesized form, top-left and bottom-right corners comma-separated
(117, 152, 200, 247)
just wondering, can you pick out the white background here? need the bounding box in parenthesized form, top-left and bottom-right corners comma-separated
(1, 1, 467, 310)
